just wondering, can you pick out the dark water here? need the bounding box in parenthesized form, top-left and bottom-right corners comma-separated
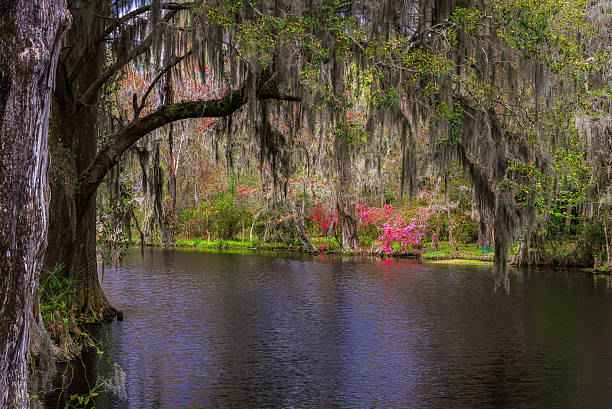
(46, 248, 612, 408)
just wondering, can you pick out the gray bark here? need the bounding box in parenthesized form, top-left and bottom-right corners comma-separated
(0, 0, 70, 407)
(250, 210, 261, 242)
(334, 135, 360, 251)
(477, 214, 491, 249)
(290, 200, 315, 252)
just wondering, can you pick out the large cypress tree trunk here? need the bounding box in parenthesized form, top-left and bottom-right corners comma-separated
(45, 3, 116, 320)
(47, 85, 116, 319)
(0, 0, 69, 406)
(290, 199, 315, 252)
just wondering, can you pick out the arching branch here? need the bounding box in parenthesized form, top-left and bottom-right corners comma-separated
(77, 76, 300, 217)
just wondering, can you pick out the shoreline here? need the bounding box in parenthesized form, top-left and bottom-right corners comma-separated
(131, 241, 608, 268)
(168, 239, 494, 264)
(122, 240, 609, 272)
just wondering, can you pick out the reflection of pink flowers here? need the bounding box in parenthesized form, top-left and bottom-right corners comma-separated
(356, 204, 438, 255)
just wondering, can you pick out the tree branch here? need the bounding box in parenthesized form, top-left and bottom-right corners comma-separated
(68, 2, 194, 83)
(77, 78, 301, 216)
(79, 10, 179, 105)
(101, 2, 194, 43)
(135, 49, 193, 118)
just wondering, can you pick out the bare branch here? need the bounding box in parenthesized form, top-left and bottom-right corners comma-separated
(136, 49, 193, 118)
(78, 10, 179, 104)
(101, 2, 194, 43)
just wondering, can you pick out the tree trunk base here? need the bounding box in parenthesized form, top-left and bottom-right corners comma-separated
(80, 287, 122, 323)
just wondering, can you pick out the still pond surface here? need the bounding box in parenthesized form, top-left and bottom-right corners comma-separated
(48, 248, 612, 408)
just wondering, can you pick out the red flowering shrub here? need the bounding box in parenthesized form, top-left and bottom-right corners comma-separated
(305, 203, 339, 251)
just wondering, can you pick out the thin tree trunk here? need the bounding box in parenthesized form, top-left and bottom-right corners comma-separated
(445, 176, 454, 249)
(162, 75, 176, 246)
(163, 169, 177, 246)
(478, 213, 491, 249)
(250, 210, 261, 242)
(290, 200, 315, 252)
(604, 207, 612, 267)
(447, 206, 454, 249)
(334, 135, 359, 251)
(0, 0, 69, 406)
(263, 216, 275, 243)
(241, 210, 245, 243)
(565, 203, 572, 231)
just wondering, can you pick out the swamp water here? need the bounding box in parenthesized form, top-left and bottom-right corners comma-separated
(44, 248, 612, 408)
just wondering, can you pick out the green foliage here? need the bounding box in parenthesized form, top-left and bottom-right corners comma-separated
(206, 0, 333, 69)
(575, 219, 607, 262)
(451, 7, 486, 33)
(384, 189, 394, 205)
(422, 241, 494, 262)
(210, 188, 246, 239)
(506, 160, 549, 208)
(175, 238, 287, 250)
(359, 223, 379, 247)
(452, 215, 479, 245)
(552, 146, 593, 208)
(39, 266, 101, 359)
(485, 0, 609, 75)
(176, 184, 256, 242)
(39, 265, 75, 331)
(332, 119, 367, 150)
(371, 87, 400, 109)
(67, 391, 99, 409)
(433, 101, 462, 149)
(311, 236, 341, 251)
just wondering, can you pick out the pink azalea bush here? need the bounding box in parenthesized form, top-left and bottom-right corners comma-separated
(357, 204, 438, 254)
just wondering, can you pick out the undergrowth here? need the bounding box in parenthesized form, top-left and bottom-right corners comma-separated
(39, 266, 101, 358)
(37, 266, 119, 408)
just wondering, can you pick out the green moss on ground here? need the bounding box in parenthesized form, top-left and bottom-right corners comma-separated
(424, 258, 493, 265)
(172, 238, 498, 263)
(174, 238, 289, 250)
(421, 241, 494, 262)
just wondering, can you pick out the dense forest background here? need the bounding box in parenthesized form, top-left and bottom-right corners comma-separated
(81, 0, 612, 285)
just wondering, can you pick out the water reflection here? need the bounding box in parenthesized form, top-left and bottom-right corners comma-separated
(45, 249, 612, 408)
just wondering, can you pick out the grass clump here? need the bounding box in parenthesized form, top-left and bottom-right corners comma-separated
(175, 237, 288, 250)
(421, 241, 494, 262)
(39, 266, 99, 359)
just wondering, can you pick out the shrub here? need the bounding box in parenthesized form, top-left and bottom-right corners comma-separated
(357, 204, 438, 254)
